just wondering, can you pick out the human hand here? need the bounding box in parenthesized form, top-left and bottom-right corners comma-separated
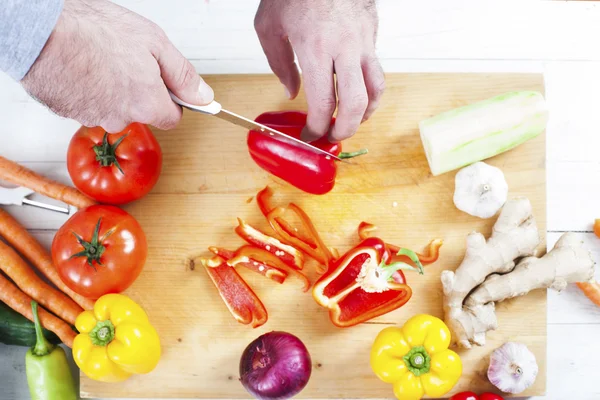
(21, 0, 213, 133)
(254, 0, 384, 143)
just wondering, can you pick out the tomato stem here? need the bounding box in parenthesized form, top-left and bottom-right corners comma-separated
(69, 218, 115, 269)
(93, 132, 128, 174)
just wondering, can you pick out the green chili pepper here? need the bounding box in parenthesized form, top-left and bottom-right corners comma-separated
(25, 301, 77, 400)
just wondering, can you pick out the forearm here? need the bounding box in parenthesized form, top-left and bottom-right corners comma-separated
(0, 0, 64, 81)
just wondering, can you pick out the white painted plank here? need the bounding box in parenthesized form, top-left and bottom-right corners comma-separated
(547, 161, 600, 232)
(545, 324, 600, 400)
(545, 62, 600, 163)
(107, 0, 600, 63)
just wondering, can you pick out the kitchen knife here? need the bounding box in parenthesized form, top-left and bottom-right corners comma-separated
(0, 186, 71, 214)
(169, 92, 348, 163)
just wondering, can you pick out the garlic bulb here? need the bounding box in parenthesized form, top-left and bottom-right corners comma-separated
(453, 162, 508, 219)
(487, 342, 538, 394)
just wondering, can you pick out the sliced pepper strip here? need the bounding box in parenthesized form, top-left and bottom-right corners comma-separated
(201, 255, 268, 328)
(256, 186, 317, 247)
(235, 218, 304, 270)
(230, 246, 311, 292)
(208, 246, 287, 284)
(312, 237, 413, 327)
(358, 222, 443, 265)
(267, 206, 333, 274)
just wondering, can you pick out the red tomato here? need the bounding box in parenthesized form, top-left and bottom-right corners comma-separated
(450, 392, 480, 400)
(67, 123, 162, 205)
(480, 394, 504, 400)
(51, 205, 147, 299)
(450, 392, 504, 400)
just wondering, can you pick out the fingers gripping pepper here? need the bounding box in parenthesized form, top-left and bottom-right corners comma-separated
(312, 238, 419, 327)
(370, 314, 462, 400)
(247, 111, 367, 195)
(73, 294, 161, 382)
(26, 301, 77, 400)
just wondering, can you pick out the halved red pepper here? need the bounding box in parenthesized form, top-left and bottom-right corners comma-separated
(229, 246, 311, 292)
(358, 222, 443, 265)
(312, 237, 420, 327)
(248, 111, 367, 195)
(235, 218, 304, 270)
(201, 255, 268, 328)
(208, 246, 287, 284)
(257, 186, 333, 273)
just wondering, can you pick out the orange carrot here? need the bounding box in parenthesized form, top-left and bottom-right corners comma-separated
(577, 282, 600, 307)
(0, 208, 94, 310)
(0, 240, 82, 324)
(0, 273, 76, 347)
(0, 155, 96, 209)
(595, 219, 600, 239)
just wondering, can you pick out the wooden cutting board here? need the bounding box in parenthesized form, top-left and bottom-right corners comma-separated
(80, 73, 546, 399)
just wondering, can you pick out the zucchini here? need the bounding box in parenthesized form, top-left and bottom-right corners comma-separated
(0, 300, 61, 347)
(419, 91, 548, 176)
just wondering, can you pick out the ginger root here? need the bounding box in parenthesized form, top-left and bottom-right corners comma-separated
(442, 197, 595, 349)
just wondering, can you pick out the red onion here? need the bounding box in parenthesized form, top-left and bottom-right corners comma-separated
(239, 331, 312, 400)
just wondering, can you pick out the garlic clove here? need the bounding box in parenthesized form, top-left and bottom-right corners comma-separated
(487, 342, 538, 394)
(453, 162, 508, 219)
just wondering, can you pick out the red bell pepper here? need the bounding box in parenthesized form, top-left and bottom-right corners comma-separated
(201, 255, 268, 328)
(234, 218, 304, 270)
(312, 237, 420, 327)
(247, 111, 367, 195)
(228, 245, 311, 292)
(208, 246, 288, 284)
(257, 186, 334, 273)
(450, 392, 504, 400)
(357, 222, 443, 265)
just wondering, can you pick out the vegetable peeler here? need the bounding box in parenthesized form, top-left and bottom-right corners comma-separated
(168, 91, 351, 164)
(0, 185, 72, 214)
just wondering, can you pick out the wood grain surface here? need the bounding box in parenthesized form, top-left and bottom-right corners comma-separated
(80, 73, 546, 399)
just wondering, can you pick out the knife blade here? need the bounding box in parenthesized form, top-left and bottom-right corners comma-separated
(0, 186, 71, 214)
(169, 92, 348, 163)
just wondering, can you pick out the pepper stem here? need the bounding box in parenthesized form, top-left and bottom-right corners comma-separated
(396, 248, 425, 275)
(30, 301, 53, 357)
(89, 320, 115, 347)
(403, 346, 431, 377)
(339, 148, 368, 159)
(377, 257, 423, 282)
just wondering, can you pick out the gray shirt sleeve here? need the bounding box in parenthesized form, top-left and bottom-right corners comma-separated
(1, 0, 64, 81)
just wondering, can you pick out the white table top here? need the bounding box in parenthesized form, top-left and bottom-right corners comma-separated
(1, 1, 600, 399)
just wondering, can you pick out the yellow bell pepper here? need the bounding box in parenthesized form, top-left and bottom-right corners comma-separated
(72, 294, 161, 382)
(370, 314, 462, 400)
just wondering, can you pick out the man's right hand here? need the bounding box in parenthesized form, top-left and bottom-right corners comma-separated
(21, 0, 213, 133)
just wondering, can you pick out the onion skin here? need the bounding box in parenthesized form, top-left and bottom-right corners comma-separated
(239, 331, 312, 400)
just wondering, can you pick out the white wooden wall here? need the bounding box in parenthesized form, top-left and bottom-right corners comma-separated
(1, 1, 600, 399)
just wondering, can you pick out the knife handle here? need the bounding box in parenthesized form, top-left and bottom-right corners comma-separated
(169, 91, 222, 115)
